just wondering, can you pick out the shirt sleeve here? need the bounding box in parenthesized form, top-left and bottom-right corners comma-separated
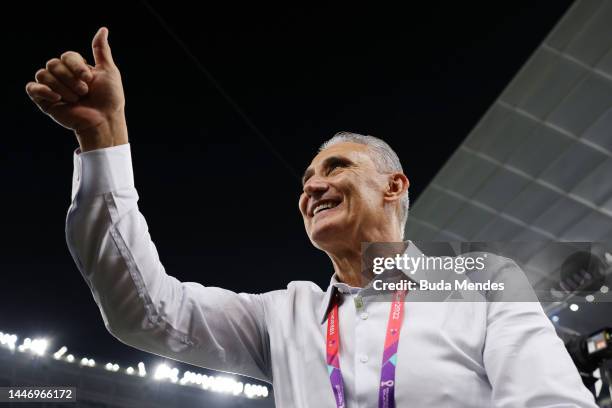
(483, 259, 597, 407)
(65, 144, 272, 382)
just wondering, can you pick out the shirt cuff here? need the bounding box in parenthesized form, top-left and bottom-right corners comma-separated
(71, 143, 135, 201)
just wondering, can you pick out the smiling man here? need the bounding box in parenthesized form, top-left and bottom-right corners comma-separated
(27, 28, 597, 407)
(299, 136, 409, 288)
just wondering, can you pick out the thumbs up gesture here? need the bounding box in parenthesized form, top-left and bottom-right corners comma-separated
(26, 27, 128, 151)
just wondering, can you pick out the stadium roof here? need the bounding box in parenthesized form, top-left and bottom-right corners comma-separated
(406, 0, 612, 334)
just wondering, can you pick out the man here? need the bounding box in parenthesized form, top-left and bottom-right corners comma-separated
(26, 28, 597, 407)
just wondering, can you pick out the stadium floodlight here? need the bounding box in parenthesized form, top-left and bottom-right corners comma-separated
(18, 338, 31, 353)
(137, 362, 147, 377)
(153, 364, 166, 380)
(154, 363, 179, 383)
(0, 332, 18, 350)
(1, 328, 271, 400)
(178, 370, 266, 398)
(244, 383, 269, 398)
(180, 371, 202, 386)
(201, 374, 211, 389)
(170, 367, 179, 382)
(53, 346, 68, 360)
(254, 385, 268, 398)
(15, 337, 48, 356)
(209, 376, 244, 395)
(233, 381, 244, 395)
(80, 357, 95, 367)
(30, 338, 48, 356)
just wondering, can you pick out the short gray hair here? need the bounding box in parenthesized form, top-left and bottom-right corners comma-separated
(319, 131, 409, 238)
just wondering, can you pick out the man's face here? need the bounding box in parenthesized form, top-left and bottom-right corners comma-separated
(299, 142, 390, 250)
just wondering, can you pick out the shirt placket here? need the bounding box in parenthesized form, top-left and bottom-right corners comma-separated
(352, 293, 379, 408)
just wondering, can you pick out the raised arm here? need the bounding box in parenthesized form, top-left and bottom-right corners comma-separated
(26, 28, 272, 382)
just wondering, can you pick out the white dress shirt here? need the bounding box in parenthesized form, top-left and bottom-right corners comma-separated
(65, 143, 598, 407)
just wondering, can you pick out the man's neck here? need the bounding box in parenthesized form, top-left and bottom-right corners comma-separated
(328, 233, 406, 288)
(332, 253, 366, 287)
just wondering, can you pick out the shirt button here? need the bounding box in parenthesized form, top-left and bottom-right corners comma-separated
(360, 312, 369, 320)
(354, 296, 364, 310)
(359, 354, 369, 363)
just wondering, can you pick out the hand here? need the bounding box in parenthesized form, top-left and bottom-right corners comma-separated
(25, 27, 128, 152)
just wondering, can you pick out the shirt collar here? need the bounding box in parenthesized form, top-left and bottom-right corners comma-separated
(318, 240, 424, 324)
(318, 275, 342, 325)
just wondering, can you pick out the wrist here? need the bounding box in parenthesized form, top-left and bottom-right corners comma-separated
(76, 112, 128, 152)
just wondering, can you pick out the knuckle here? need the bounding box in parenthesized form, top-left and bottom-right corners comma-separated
(25, 82, 35, 95)
(35, 69, 48, 81)
(60, 51, 79, 61)
(46, 58, 61, 70)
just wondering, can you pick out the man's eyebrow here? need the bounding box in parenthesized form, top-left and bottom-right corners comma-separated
(323, 155, 353, 169)
(301, 156, 354, 186)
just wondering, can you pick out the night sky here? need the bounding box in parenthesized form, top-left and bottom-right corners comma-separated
(1, 1, 573, 379)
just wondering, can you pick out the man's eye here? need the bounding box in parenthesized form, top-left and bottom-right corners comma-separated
(327, 164, 344, 175)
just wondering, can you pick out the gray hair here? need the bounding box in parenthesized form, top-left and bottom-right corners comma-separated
(319, 131, 409, 238)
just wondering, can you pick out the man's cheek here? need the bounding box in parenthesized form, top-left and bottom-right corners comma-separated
(299, 199, 308, 216)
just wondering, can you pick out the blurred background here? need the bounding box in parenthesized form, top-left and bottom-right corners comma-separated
(2, 0, 612, 406)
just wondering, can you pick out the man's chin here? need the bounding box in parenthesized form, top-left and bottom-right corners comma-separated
(309, 223, 348, 250)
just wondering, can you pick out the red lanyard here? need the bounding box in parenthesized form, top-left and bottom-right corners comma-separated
(326, 289, 407, 408)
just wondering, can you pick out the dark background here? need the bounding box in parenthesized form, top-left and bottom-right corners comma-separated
(1, 1, 573, 379)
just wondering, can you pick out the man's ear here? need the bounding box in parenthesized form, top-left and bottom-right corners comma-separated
(384, 173, 409, 203)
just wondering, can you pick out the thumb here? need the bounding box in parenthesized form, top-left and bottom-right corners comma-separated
(91, 27, 115, 68)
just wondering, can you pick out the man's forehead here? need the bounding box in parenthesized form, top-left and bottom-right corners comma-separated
(309, 141, 372, 166)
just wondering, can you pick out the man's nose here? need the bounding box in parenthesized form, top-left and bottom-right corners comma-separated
(303, 177, 329, 197)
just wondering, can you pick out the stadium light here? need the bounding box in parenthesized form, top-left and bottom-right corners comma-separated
(53, 346, 68, 360)
(31, 339, 48, 356)
(80, 357, 95, 367)
(244, 383, 268, 398)
(18, 338, 31, 352)
(211, 376, 243, 394)
(0, 328, 269, 399)
(15, 337, 48, 356)
(0, 332, 18, 351)
(138, 362, 147, 377)
(154, 363, 179, 383)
